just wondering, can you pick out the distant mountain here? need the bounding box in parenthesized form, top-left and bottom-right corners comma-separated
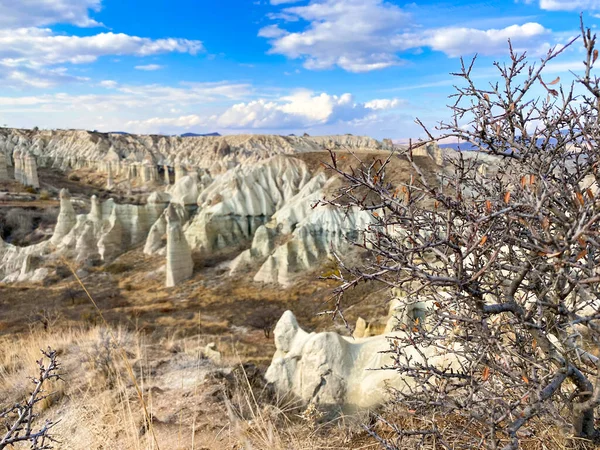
(181, 132, 221, 137)
(108, 131, 130, 135)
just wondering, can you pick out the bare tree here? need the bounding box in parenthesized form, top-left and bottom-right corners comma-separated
(0, 348, 62, 449)
(246, 305, 284, 339)
(321, 20, 600, 449)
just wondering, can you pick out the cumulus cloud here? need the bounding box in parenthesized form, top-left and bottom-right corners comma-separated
(124, 90, 402, 133)
(0, 28, 202, 67)
(261, 0, 410, 72)
(0, 2, 203, 90)
(135, 64, 165, 71)
(404, 23, 551, 58)
(365, 98, 403, 110)
(261, 0, 554, 72)
(538, 0, 600, 10)
(0, 0, 102, 28)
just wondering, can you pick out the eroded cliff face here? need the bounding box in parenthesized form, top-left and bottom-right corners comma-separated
(0, 128, 410, 287)
(0, 128, 391, 175)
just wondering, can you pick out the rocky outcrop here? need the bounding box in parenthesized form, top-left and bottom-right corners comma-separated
(51, 189, 77, 245)
(229, 225, 276, 274)
(254, 206, 374, 286)
(0, 152, 8, 180)
(265, 310, 462, 412)
(1, 188, 169, 282)
(165, 204, 193, 288)
(13, 150, 23, 183)
(23, 153, 40, 188)
(185, 156, 313, 252)
(97, 208, 124, 262)
(0, 129, 390, 177)
(0, 127, 404, 287)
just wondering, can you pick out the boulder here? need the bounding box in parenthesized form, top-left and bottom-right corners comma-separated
(265, 310, 463, 413)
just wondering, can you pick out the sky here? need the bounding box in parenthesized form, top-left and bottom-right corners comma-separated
(0, 0, 597, 139)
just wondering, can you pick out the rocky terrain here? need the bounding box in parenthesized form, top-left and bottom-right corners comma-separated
(0, 127, 499, 449)
(0, 128, 420, 288)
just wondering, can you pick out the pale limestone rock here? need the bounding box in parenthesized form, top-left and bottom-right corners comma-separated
(0, 129, 389, 175)
(203, 343, 222, 362)
(185, 156, 311, 252)
(13, 150, 22, 183)
(144, 214, 167, 255)
(169, 174, 199, 206)
(17, 254, 34, 282)
(174, 163, 186, 183)
(229, 225, 276, 274)
(166, 204, 193, 288)
(51, 189, 77, 245)
(0, 152, 8, 180)
(106, 163, 114, 190)
(163, 165, 170, 185)
(254, 206, 373, 286)
(75, 221, 100, 264)
(23, 153, 40, 188)
(97, 208, 123, 262)
(88, 195, 102, 224)
(353, 317, 368, 339)
(266, 311, 463, 412)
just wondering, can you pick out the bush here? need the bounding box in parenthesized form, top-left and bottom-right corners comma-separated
(324, 21, 600, 448)
(246, 305, 284, 339)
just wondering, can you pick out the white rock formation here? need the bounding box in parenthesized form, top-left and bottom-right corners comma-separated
(75, 221, 100, 264)
(51, 189, 78, 245)
(163, 165, 170, 185)
(0, 129, 389, 180)
(0, 152, 8, 181)
(0, 127, 403, 286)
(106, 163, 114, 190)
(169, 174, 199, 206)
(254, 206, 373, 286)
(13, 150, 22, 183)
(97, 208, 123, 262)
(23, 153, 40, 188)
(185, 156, 312, 252)
(165, 204, 193, 287)
(229, 225, 276, 274)
(266, 310, 462, 412)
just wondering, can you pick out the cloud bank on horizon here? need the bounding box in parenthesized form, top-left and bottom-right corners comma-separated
(0, 0, 595, 139)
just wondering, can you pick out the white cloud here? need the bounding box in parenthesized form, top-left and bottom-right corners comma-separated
(99, 80, 118, 88)
(0, 64, 89, 89)
(135, 64, 165, 71)
(365, 98, 403, 110)
(261, 0, 555, 72)
(0, 0, 102, 28)
(538, 0, 600, 10)
(124, 90, 402, 132)
(261, 0, 410, 72)
(0, 81, 254, 117)
(0, 28, 203, 67)
(0, 28, 202, 88)
(405, 23, 551, 58)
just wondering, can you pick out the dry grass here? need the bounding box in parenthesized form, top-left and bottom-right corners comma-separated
(0, 326, 376, 449)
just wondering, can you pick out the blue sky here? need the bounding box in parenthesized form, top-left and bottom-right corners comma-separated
(0, 0, 596, 139)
